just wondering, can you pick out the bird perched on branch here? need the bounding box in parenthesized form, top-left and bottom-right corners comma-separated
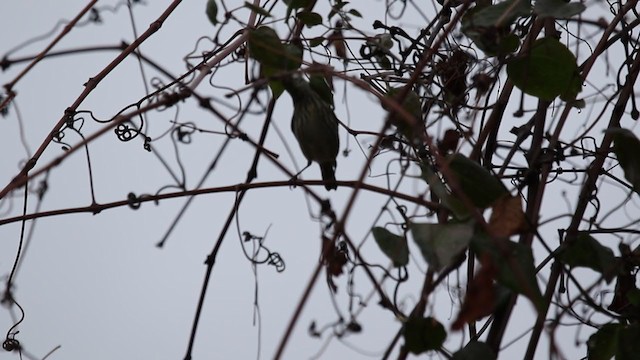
(281, 75, 340, 191)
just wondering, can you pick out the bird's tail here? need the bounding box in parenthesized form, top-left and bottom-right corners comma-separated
(320, 161, 337, 190)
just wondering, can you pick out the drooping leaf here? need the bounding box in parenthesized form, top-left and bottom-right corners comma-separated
(410, 222, 473, 272)
(534, 0, 586, 19)
(248, 26, 287, 70)
(460, 0, 529, 56)
(297, 11, 323, 27)
(507, 37, 582, 101)
(607, 270, 640, 317)
(452, 341, 497, 360)
(420, 164, 470, 220)
(558, 233, 618, 282)
(608, 128, 640, 195)
(403, 316, 447, 355)
(206, 0, 219, 25)
(372, 227, 409, 267)
(471, 232, 543, 309)
(447, 153, 508, 208)
(587, 323, 621, 360)
(487, 195, 526, 238)
(468, 0, 531, 28)
(452, 261, 497, 330)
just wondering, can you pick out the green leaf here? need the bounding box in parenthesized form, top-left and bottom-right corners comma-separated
(448, 153, 508, 208)
(420, 164, 470, 220)
(248, 26, 286, 69)
(372, 227, 409, 267)
(558, 233, 618, 282)
(507, 37, 582, 101)
(608, 128, 640, 195)
(534, 0, 586, 19)
(460, 0, 530, 56)
(348, 9, 362, 18)
(471, 232, 543, 309)
(206, 0, 218, 25)
(244, 2, 272, 18)
(308, 36, 325, 47)
(588, 324, 621, 360)
(410, 222, 473, 272)
(452, 341, 496, 360)
(403, 317, 447, 355)
(468, 0, 531, 28)
(297, 11, 323, 27)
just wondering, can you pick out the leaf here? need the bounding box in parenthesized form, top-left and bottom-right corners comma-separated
(452, 341, 496, 360)
(534, 0, 586, 19)
(448, 153, 508, 208)
(468, 0, 531, 28)
(587, 323, 621, 360)
(617, 323, 640, 360)
(248, 26, 286, 70)
(487, 195, 526, 238)
(372, 227, 409, 267)
(283, 0, 311, 9)
(403, 316, 447, 355)
(348, 9, 362, 18)
(608, 270, 639, 316)
(410, 222, 473, 272)
(558, 233, 618, 282)
(308, 36, 325, 47)
(420, 164, 470, 220)
(460, 0, 529, 56)
(244, 1, 272, 18)
(608, 128, 640, 195)
(507, 37, 582, 101)
(297, 11, 323, 27)
(206, 0, 218, 25)
(452, 260, 497, 330)
(471, 232, 543, 309)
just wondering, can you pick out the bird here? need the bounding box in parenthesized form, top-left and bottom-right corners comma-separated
(281, 75, 340, 190)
